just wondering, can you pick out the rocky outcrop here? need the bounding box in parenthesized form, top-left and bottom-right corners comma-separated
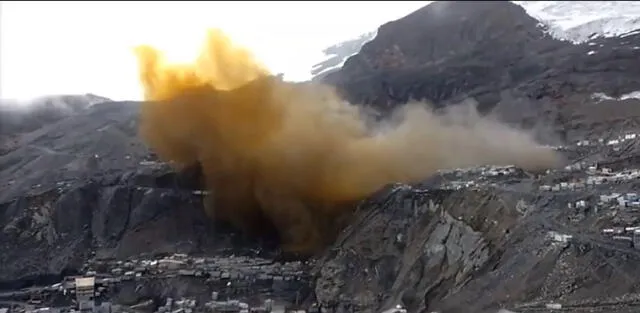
(314, 173, 640, 313)
(314, 186, 510, 313)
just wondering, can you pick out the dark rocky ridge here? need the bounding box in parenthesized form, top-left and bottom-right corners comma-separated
(324, 1, 640, 141)
(0, 94, 111, 136)
(2, 1, 640, 313)
(0, 94, 111, 155)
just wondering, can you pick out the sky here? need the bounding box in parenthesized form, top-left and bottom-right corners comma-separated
(0, 1, 429, 102)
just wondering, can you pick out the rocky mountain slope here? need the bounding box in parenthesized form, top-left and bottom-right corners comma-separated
(323, 1, 639, 144)
(2, 1, 640, 313)
(0, 94, 111, 154)
(310, 1, 640, 82)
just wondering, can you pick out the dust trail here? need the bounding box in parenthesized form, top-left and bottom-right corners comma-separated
(134, 29, 561, 254)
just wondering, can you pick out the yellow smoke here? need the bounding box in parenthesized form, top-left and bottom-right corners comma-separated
(134, 29, 562, 255)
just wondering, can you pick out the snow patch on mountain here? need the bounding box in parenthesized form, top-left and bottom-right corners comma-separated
(515, 1, 640, 43)
(310, 31, 377, 80)
(592, 91, 640, 102)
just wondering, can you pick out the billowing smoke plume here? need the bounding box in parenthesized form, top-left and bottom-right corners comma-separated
(134, 29, 561, 254)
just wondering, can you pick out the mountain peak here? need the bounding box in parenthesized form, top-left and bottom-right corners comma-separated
(324, 1, 560, 84)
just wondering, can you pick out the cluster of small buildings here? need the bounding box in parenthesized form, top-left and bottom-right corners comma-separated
(539, 165, 640, 192)
(435, 134, 640, 254)
(0, 276, 112, 313)
(83, 254, 308, 285)
(601, 226, 640, 249)
(567, 192, 640, 209)
(439, 165, 519, 177)
(575, 133, 638, 147)
(599, 192, 640, 208)
(442, 180, 476, 190)
(0, 253, 313, 313)
(547, 231, 573, 245)
(438, 165, 523, 190)
(481, 166, 520, 177)
(157, 294, 279, 313)
(546, 187, 640, 218)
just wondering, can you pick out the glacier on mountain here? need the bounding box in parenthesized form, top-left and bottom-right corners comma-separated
(515, 1, 640, 43)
